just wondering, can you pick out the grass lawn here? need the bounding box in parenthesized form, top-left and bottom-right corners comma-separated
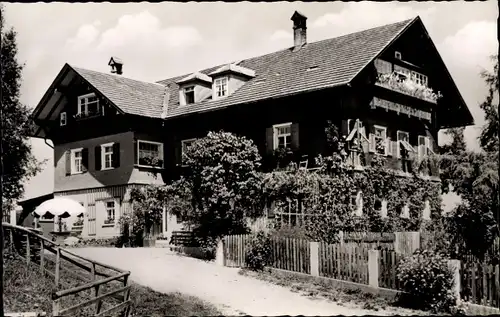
(238, 268, 440, 316)
(4, 252, 220, 317)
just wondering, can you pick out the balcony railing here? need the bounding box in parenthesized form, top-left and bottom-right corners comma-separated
(376, 72, 442, 104)
(73, 109, 104, 120)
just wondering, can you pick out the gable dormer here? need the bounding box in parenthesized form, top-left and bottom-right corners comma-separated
(176, 72, 212, 106)
(208, 63, 256, 100)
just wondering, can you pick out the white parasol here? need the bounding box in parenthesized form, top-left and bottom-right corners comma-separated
(33, 197, 86, 219)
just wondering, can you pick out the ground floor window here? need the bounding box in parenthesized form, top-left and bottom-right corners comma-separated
(105, 200, 115, 224)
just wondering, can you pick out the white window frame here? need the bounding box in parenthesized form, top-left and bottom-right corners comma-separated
(396, 130, 415, 158)
(214, 76, 228, 99)
(104, 199, 116, 223)
(100, 142, 115, 171)
(418, 135, 433, 158)
(370, 125, 388, 155)
(71, 148, 84, 175)
(181, 138, 197, 165)
(137, 140, 164, 168)
(60, 112, 67, 126)
(273, 122, 292, 150)
(184, 86, 195, 104)
(77, 93, 100, 117)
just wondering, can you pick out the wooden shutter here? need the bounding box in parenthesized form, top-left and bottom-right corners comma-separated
(81, 148, 89, 172)
(266, 127, 274, 154)
(386, 138, 392, 156)
(65, 150, 71, 176)
(95, 146, 101, 171)
(418, 135, 426, 158)
(291, 123, 299, 150)
(133, 139, 138, 165)
(341, 119, 349, 136)
(174, 140, 181, 166)
(112, 143, 120, 168)
(392, 140, 398, 157)
(369, 134, 375, 152)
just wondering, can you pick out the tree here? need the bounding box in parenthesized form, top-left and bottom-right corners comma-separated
(165, 131, 264, 251)
(1, 4, 42, 315)
(479, 55, 499, 153)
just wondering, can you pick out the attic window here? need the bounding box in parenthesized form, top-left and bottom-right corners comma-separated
(306, 66, 319, 72)
(214, 77, 228, 98)
(184, 86, 195, 104)
(395, 51, 402, 59)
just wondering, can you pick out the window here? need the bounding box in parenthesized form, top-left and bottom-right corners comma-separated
(77, 93, 100, 118)
(101, 143, 114, 170)
(138, 140, 164, 167)
(395, 51, 402, 59)
(184, 86, 195, 104)
(214, 77, 228, 98)
(181, 139, 196, 165)
(418, 135, 433, 157)
(71, 148, 83, 174)
(396, 131, 415, 158)
(411, 71, 428, 87)
(273, 123, 292, 150)
(104, 201, 115, 224)
(60, 112, 67, 126)
(370, 125, 388, 155)
(374, 59, 392, 74)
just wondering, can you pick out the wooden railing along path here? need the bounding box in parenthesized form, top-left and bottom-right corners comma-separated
(3, 223, 132, 317)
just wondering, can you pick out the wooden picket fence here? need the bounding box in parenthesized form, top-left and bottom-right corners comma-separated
(379, 249, 403, 289)
(318, 242, 369, 284)
(224, 234, 250, 267)
(460, 261, 500, 308)
(269, 236, 310, 274)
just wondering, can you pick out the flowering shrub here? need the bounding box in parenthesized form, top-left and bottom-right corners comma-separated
(73, 218, 84, 227)
(245, 231, 272, 271)
(396, 249, 457, 313)
(377, 73, 442, 103)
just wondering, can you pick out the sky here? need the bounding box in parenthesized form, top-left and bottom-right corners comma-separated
(3, 2, 498, 210)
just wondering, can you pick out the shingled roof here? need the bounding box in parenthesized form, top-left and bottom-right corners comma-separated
(63, 17, 417, 120)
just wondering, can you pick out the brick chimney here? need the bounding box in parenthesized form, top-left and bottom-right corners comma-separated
(291, 11, 307, 49)
(108, 57, 123, 75)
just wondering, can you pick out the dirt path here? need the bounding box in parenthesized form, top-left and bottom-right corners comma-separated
(71, 247, 393, 316)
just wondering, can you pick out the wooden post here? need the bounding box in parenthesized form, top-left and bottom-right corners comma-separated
(40, 240, 45, 273)
(52, 298, 61, 317)
(123, 274, 131, 317)
(368, 249, 379, 288)
(26, 233, 31, 264)
(10, 229, 14, 253)
(448, 259, 461, 304)
(90, 263, 103, 314)
(338, 231, 344, 247)
(215, 238, 225, 267)
(310, 242, 319, 277)
(55, 248, 61, 287)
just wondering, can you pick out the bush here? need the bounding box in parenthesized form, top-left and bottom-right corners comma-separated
(245, 231, 272, 271)
(396, 249, 457, 313)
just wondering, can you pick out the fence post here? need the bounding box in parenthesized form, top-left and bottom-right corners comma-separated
(123, 274, 131, 317)
(52, 298, 61, 317)
(40, 240, 45, 273)
(55, 248, 61, 287)
(10, 229, 15, 253)
(448, 259, 461, 304)
(394, 231, 420, 255)
(310, 242, 319, 277)
(215, 238, 225, 266)
(26, 233, 30, 264)
(368, 249, 379, 288)
(338, 231, 344, 246)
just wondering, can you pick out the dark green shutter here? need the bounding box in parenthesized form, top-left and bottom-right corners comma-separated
(341, 119, 348, 136)
(133, 139, 138, 165)
(174, 140, 181, 166)
(112, 143, 120, 168)
(95, 146, 101, 171)
(65, 150, 71, 176)
(291, 123, 300, 150)
(266, 127, 274, 155)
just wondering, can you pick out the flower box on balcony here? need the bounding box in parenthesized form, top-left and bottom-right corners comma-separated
(376, 73, 442, 104)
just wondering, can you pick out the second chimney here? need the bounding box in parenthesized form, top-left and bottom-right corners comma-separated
(291, 11, 307, 48)
(108, 56, 123, 75)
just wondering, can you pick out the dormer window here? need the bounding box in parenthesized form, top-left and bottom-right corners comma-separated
(214, 77, 228, 98)
(395, 51, 402, 59)
(77, 93, 101, 119)
(184, 86, 195, 104)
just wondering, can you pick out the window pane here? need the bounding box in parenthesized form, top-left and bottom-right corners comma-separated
(106, 201, 114, 208)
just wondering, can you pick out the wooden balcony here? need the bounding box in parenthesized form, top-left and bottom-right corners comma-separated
(375, 72, 441, 104)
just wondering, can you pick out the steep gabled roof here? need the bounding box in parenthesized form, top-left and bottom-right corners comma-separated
(72, 67, 167, 118)
(156, 18, 415, 118)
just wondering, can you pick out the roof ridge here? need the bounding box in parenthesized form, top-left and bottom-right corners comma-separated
(154, 17, 416, 85)
(70, 65, 166, 87)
